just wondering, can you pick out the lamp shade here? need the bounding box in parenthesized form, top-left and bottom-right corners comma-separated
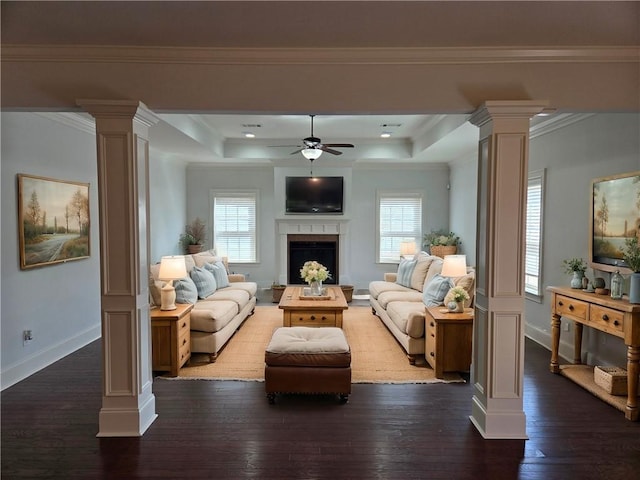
(400, 241, 417, 257)
(441, 255, 467, 277)
(301, 148, 323, 160)
(158, 255, 187, 281)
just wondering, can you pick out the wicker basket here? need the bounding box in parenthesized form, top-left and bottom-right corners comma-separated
(429, 245, 457, 258)
(594, 366, 627, 395)
(340, 285, 354, 302)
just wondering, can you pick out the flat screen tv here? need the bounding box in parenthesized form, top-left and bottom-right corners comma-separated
(285, 176, 344, 214)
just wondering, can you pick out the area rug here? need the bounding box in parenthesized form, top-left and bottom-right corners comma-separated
(168, 305, 464, 384)
(560, 364, 639, 413)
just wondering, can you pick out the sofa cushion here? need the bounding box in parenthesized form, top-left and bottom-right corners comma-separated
(190, 300, 239, 333)
(190, 266, 218, 299)
(411, 253, 438, 292)
(453, 271, 475, 307)
(396, 258, 417, 288)
(174, 277, 198, 304)
(204, 261, 230, 288)
(369, 280, 412, 300)
(422, 274, 454, 306)
(423, 257, 444, 290)
(149, 274, 163, 306)
(377, 290, 424, 308)
(225, 281, 258, 297)
(192, 251, 218, 267)
(386, 301, 426, 338)
(204, 288, 251, 309)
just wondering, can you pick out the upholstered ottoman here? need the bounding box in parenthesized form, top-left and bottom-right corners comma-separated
(265, 326, 351, 404)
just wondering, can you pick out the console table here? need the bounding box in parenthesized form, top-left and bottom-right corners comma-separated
(548, 286, 640, 421)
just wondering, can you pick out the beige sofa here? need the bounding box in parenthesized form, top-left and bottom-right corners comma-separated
(150, 250, 257, 363)
(369, 252, 474, 364)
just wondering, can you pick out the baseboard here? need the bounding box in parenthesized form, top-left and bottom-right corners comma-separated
(1, 325, 101, 391)
(525, 323, 596, 366)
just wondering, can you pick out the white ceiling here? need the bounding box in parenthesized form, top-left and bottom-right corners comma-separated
(151, 112, 482, 166)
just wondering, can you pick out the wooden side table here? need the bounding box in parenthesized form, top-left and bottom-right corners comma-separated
(425, 306, 474, 378)
(150, 303, 193, 376)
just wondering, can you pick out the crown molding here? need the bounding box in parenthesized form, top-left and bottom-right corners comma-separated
(529, 113, 595, 139)
(35, 112, 95, 134)
(3, 45, 638, 66)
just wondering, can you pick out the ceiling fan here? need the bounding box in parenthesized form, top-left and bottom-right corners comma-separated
(273, 115, 355, 161)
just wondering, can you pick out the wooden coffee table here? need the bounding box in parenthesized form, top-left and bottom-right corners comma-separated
(278, 286, 348, 328)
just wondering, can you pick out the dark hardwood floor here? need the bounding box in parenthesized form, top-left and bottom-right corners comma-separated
(2, 336, 640, 480)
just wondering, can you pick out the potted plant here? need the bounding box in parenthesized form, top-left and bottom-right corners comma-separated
(562, 257, 587, 289)
(622, 236, 640, 303)
(179, 218, 206, 254)
(423, 230, 461, 258)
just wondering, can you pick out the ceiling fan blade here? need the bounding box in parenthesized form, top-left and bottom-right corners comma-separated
(324, 143, 354, 148)
(290, 148, 304, 155)
(320, 146, 343, 155)
(269, 144, 302, 148)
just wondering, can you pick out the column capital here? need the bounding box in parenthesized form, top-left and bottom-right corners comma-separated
(469, 100, 550, 127)
(76, 99, 159, 127)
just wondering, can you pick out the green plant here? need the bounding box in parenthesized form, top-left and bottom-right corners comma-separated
(562, 257, 587, 275)
(179, 217, 206, 251)
(449, 286, 470, 303)
(622, 236, 640, 272)
(423, 230, 460, 248)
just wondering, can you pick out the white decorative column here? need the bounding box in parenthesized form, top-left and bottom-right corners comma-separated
(78, 100, 159, 437)
(468, 101, 547, 439)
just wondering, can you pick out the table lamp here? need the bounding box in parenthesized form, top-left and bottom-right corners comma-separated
(400, 241, 417, 259)
(158, 255, 188, 310)
(441, 254, 467, 277)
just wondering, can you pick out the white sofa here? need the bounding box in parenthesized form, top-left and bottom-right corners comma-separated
(369, 253, 475, 364)
(150, 250, 257, 363)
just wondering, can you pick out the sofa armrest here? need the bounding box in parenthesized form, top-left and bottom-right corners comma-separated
(406, 311, 426, 338)
(228, 273, 245, 283)
(384, 272, 397, 282)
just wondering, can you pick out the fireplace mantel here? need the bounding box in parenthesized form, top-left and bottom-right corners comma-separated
(276, 218, 350, 285)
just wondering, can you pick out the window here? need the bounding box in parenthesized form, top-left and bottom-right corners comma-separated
(377, 191, 422, 263)
(525, 169, 545, 298)
(212, 190, 257, 263)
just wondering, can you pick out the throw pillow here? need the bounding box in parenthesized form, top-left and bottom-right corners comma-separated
(190, 266, 217, 299)
(173, 276, 198, 304)
(410, 253, 436, 292)
(422, 274, 454, 307)
(204, 260, 230, 288)
(396, 258, 417, 288)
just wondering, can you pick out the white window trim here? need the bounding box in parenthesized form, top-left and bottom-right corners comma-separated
(376, 190, 423, 264)
(525, 169, 545, 302)
(209, 189, 259, 264)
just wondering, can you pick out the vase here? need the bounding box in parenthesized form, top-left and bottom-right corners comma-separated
(310, 280, 323, 296)
(610, 270, 624, 300)
(570, 271, 584, 289)
(629, 273, 640, 304)
(447, 301, 464, 313)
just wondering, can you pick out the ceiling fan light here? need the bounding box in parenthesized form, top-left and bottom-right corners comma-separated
(301, 148, 322, 160)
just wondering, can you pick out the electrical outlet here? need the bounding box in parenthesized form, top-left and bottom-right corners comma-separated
(23, 329, 33, 346)
(563, 323, 570, 332)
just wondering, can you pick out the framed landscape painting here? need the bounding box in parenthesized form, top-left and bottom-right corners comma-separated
(589, 170, 640, 273)
(17, 174, 90, 270)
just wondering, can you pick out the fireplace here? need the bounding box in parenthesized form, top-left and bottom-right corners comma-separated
(287, 234, 338, 284)
(275, 218, 350, 286)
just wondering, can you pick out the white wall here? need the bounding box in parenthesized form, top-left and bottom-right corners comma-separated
(449, 155, 479, 267)
(1, 113, 101, 389)
(526, 113, 640, 366)
(149, 154, 187, 262)
(184, 162, 451, 292)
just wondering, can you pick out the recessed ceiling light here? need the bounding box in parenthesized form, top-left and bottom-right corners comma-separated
(244, 132, 256, 138)
(380, 132, 391, 138)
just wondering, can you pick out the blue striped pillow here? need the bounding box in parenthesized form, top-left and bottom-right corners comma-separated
(190, 266, 217, 299)
(204, 261, 230, 289)
(396, 258, 417, 288)
(174, 277, 198, 304)
(422, 274, 454, 306)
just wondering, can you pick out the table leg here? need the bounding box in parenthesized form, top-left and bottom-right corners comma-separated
(550, 312, 561, 373)
(573, 322, 583, 364)
(626, 345, 639, 421)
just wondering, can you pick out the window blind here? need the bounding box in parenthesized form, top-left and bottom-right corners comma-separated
(213, 192, 257, 263)
(378, 193, 422, 263)
(525, 170, 545, 296)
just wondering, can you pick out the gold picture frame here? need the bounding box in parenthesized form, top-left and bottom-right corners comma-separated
(17, 174, 90, 270)
(589, 170, 640, 274)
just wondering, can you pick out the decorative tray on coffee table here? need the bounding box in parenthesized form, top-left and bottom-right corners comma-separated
(298, 287, 333, 301)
